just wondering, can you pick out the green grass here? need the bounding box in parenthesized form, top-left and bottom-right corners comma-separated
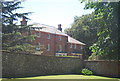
(18, 75, 118, 79)
(1, 75, 119, 81)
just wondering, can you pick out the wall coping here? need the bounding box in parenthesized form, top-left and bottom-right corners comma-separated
(84, 60, 120, 62)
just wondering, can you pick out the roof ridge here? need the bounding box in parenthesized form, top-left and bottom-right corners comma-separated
(33, 22, 57, 28)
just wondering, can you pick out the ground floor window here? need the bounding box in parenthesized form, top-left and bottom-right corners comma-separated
(59, 45, 62, 52)
(35, 43, 40, 50)
(47, 44, 50, 51)
(56, 53, 67, 56)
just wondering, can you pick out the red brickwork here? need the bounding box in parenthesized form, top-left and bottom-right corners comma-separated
(22, 30, 85, 56)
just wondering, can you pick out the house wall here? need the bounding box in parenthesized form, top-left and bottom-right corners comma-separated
(67, 43, 84, 56)
(55, 35, 68, 53)
(22, 30, 85, 56)
(32, 31, 56, 56)
(32, 30, 68, 56)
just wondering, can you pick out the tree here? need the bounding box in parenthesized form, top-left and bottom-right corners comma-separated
(64, 13, 98, 59)
(80, 1, 119, 60)
(2, 1, 44, 54)
(2, 1, 31, 33)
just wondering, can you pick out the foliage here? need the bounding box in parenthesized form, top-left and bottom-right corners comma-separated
(79, 1, 119, 60)
(81, 68, 93, 75)
(64, 13, 98, 59)
(88, 52, 105, 60)
(2, 1, 32, 33)
(2, 1, 44, 54)
(2, 32, 36, 54)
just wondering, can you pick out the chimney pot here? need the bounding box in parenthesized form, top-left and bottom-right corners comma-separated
(58, 24, 62, 32)
(21, 17, 27, 25)
(22, 17, 26, 21)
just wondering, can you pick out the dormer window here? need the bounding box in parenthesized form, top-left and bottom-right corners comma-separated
(47, 34, 50, 39)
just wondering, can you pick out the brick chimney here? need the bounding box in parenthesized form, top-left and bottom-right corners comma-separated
(58, 24, 62, 32)
(20, 17, 27, 25)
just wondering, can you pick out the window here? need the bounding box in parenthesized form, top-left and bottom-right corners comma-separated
(59, 36, 62, 41)
(80, 45, 83, 50)
(74, 44, 76, 49)
(56, 53, 59, 56)
(47, 34, 50, 39)
(59, 45, 62, 52)
(36, 32, 40, 37)
(70, 43, 72, 48)
(36, 43, 40, 50)
(47, 44, 50, 51)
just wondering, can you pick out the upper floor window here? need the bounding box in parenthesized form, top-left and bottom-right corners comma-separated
(47, 44, 50, 51)
(70, 43, 72, 48)
(59, 36, 62, 41)
(36, 32, 40, 37)
(80, 45, 83, 50)
(74, 44, 76, 49)
(47, 34, 50, 39)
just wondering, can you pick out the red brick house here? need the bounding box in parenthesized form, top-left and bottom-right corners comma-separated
(21, 18, 86, 57)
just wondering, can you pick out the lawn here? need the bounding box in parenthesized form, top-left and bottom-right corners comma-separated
(1, 75, 119, 81)
(19, 75, 118, 79)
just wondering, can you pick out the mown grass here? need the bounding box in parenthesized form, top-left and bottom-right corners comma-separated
(18, 75, 119, 79)
(1, 75, 119, 81)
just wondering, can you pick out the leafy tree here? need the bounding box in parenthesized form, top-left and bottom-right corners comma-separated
(65, 13, 98, 59)
(2, 1, 44, 54)
(80, 1, 119, 60)
(2, 1, 32, 33)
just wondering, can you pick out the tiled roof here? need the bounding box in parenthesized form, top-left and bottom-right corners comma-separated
(32, 23, 68, 36)
(32, 23, 86, 45)
(68, 36, 86, 45)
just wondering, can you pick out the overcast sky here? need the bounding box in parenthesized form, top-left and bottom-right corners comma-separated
(16, 0, 94, 31)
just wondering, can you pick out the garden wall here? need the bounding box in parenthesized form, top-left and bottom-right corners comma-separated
(84, 60, 120, 77)
(2, 52, 120, 78)
(2, 52, 83, 78)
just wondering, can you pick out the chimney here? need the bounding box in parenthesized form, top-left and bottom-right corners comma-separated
(20, 17, 27, 25)
(58, 24, 62, 32)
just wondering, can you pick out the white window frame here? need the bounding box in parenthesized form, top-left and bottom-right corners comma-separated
(47, 44, 50, 51)
(59, 45, 62, 52)
(36, 32, 40, 37)
(74, 44, 76, 49)
(36, 43, 40, 50)
(70, 43, 72, 48)
(47, 34, 50, 39)
(56, 53, 59, 56)
(80, 45, 83, 50)
(59, 36, 62, 41)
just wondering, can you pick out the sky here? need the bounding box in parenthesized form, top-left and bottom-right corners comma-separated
(16, 0, 94, 31)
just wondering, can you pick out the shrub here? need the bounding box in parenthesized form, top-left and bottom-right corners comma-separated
(81, 68, 93, 75)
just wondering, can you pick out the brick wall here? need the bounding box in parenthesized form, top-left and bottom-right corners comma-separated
(32, 30, 69, 56)
(22, 30, 85, 56)
(67, 43, 84, 56)
(2, 52, 120, 78)
(2, 52, 83, 78)
(84, 60, 120, 77)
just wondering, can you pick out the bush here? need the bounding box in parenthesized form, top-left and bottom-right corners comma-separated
(81, 68, 93, 75)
